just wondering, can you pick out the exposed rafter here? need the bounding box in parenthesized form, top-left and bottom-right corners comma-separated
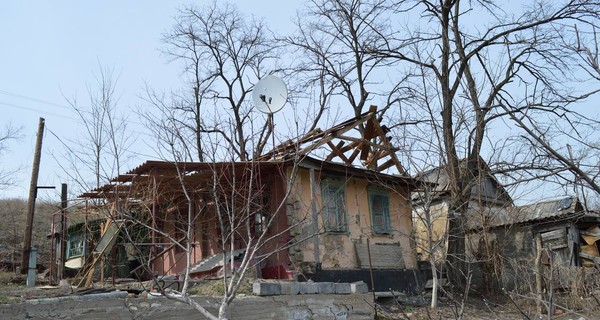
(257, 105, 405, 174)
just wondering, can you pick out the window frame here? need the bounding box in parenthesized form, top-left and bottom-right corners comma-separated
(320, 179, 348, 233)
(67, 231, 84, 258)
(368, 188, 392, 234)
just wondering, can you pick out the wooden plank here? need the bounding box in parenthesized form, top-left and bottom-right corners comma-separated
(548, 243, 568, 250)
(326, 141, 350, 164)
(347, 148, 361, 164)
(75, 219, 124, 288)
(580, 252, 600, 265)
(363, 106, 377, 141)
(375, 159, 395, 172)
(297, 115, 371, 156)
(360, 141, 371, 162)
(338, 140, 361, 153)
(541, 229, 566, 242)
(368, 117, 406, 174)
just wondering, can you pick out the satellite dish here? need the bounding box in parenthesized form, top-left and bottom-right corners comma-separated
(252, 75, 288, 114)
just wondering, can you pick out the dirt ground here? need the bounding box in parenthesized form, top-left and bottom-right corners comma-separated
(0, 271, 594, 319)
(375, 289, 596, 320)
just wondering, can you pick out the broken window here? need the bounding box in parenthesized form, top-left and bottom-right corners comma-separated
(321, 179, 347, 232)
(368, 189, 391, 234)
(67, 231, 84, 258)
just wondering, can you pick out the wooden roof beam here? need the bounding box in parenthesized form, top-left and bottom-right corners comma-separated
(326, 141, 351, 164)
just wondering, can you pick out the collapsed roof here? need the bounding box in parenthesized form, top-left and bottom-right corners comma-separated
(80, 106, 420, 200)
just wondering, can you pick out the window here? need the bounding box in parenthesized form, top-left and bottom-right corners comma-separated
(67, 232, 84, 258)
(321, 179, 347, 232)
(369, 189, 391, 234)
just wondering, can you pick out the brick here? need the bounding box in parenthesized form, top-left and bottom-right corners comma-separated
(334, 283, 352, 294)
(279, 282, 300, 295)
(351, 281, 369, 294)
(252, 282, 281, 296)
(316, 282, 334, 294)
(300, 282, 319, 294)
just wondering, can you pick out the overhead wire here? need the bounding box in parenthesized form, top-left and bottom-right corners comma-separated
(0, 89, 156, 138)
(0, 89, 72, 110)
(4, 89, 193, 170)
(0, 101, 77, 120)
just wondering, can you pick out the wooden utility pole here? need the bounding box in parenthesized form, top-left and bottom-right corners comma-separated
(59, 183, 67, 280)
(20, 117, 45, 274)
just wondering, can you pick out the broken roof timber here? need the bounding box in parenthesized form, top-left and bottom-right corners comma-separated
(79, 161, 286, 199)
(299, 156, 421, 189)
(78, 108, 419, 200)
(257, 105, 406, 174)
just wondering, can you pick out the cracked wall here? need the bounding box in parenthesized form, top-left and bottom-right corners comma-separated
(287, 167, 417, 272)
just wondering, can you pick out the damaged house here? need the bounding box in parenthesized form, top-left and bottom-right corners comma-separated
(411, 159, 600, 291)
(67, 107, 424, 292)
(466, 196, 600, 290)
(411, 158, 514, 263)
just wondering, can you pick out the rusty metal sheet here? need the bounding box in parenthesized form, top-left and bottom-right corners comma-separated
(580, 244, 600, 267)
(582, 226, 600, 245)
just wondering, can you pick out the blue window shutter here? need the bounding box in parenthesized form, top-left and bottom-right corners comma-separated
(369, 190, 391, 233)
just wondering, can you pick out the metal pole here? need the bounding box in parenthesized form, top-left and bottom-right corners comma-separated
(20, 117, 45, 274)
(49, 213, 56, 284)
(26, 247, 37, 287)
(366, 238, 377, 314)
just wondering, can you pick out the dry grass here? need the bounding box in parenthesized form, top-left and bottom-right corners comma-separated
(187, 276, 254, 296)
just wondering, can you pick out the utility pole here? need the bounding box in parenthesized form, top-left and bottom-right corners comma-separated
(59, 183, 67, 280)
(20, 117, 45, 274)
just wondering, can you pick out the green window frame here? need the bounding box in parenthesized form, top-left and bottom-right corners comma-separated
(321, 179, 347, 232)
(368, 189, 391, 234)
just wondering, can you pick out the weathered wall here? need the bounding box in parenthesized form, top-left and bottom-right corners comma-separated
(466, 225, 536, 291)
(412, 201, 449, 262)
(287, 167, 417, 272)
(413, 201, 509, 263)
(258, 172, 294, 277)
(468, 223, 583, 292)
(1, 294, 374, 320)
(157, 213, 208, 276)
(155, 170, 290, 277)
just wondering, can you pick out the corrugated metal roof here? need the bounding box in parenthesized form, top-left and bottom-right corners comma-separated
(485, 196, 585, 228)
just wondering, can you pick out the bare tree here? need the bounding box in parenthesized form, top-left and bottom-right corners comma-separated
(287, 0, 414, 122)
(93, 115, 311, 320)
(496, 24, 600, 207)
(148, 1, 281, 162)
(357, 0, 600, 286)
(0, 124, 22, 191)
(56, 65, 133, 195)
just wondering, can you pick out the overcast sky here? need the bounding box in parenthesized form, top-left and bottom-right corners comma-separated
(0, 1, 303, 200)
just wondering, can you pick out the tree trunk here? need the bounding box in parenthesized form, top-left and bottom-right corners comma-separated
(218, 300, 229, 320)
(430, 257, 439, 309)
(446, 208, 467, 288)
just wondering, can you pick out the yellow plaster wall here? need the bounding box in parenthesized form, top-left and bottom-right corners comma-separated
(412, 202, 449, 262)
(288, 167, 417, 270)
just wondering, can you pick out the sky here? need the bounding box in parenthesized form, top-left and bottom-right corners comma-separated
(1, 1, 598, 205)
(0, 1, 303, 201)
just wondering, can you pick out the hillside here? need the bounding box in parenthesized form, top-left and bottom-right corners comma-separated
(0, 198, 58, 271)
